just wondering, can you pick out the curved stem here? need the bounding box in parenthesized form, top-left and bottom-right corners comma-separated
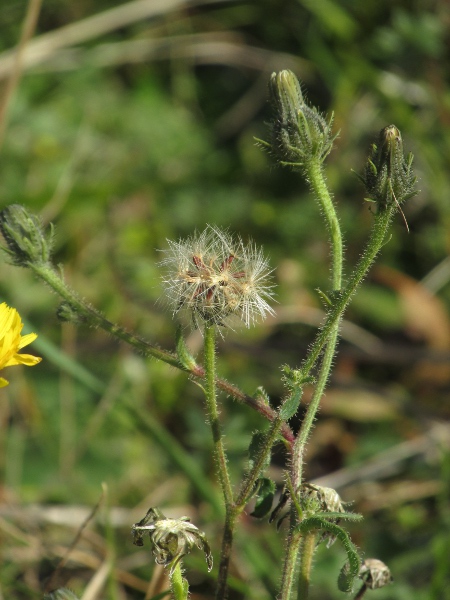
(282, 157, 343, 600)
(307, 158, 343, 291)
(28, 262, 295, 448)
(300, 205, 394, 381)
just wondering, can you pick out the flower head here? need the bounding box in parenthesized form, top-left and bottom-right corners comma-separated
(0, 302, 41, 387)
(159, 225, 275, 329)
(132, 507, 213, 575)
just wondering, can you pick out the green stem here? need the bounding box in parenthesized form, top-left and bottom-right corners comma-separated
(215, 508, 237, 600)
(279, 530, 303, 600)
(281, 158, 343, 600)
(203, 324, 234, 506)
(28, 262, 295, 448)
(297, 532, 317, 599)
(307, 158, 343, 291)
(235, 414, 283, 510)
(300, 205, 394, 381)
(30, 263, 180, 367)
(203, 325, 235, 600)
(170, 562, 188, 600)
(292, 325, 338, 490)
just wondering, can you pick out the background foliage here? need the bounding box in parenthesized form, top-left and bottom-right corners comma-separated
(1, 0, 450, 598)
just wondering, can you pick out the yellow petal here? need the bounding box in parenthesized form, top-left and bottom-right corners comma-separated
(18, 332, 38, 350)
(4, 353, 42, 367)
(0, 376, 9, 387)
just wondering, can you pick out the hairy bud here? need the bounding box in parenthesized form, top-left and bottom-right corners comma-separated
(0, 204, 53, 267)
(267, 70, 336, 166)
(362, 125, 417, 208)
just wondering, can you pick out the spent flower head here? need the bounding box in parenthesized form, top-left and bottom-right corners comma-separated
(300, 484, 346, 548)
(132, 507, 213, 575)
(358, 558, 393, 590)
(0, 302, 41, 387)
(159, 225, 275, 330)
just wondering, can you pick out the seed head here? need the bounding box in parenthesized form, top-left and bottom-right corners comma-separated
(159, 225, 275, 330)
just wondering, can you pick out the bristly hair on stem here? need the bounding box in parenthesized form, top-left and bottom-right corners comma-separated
(158, 225, 276, 330)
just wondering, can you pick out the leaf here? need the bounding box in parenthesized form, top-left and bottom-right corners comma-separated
(279, 385, 303, 421)
(251, 477, 276, 518)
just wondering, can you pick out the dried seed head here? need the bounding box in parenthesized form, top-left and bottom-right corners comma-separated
(132, 507, 213, 575)
(359, 558, 393, 589)
(159, 225, 275, 330)
(300, 484, 345, 548)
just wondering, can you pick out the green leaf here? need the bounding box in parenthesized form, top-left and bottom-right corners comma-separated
(251, 477, 276, 519)
(279, 385, 303, 421)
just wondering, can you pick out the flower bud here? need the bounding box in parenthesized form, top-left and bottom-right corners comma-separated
(0, 204, 53, 267)
(267, 70, 336, 166)
(362, 125, 417, 208)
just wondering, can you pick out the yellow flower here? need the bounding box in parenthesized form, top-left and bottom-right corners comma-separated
(0, 302, 41, 387)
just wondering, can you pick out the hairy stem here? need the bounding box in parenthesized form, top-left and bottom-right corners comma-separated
(203, 325, 234, 506)
(215, 508, 237, 600)
(170, 563, 188, 600)
(235, 414, 283, 510)
(297, 532, 317, 599)
(282, 157, 343, 600)
(203, 325, 235, 600)
(279, 530, 303, 600)
(307, 158, 343, 291)
(300, 205, 394, 381)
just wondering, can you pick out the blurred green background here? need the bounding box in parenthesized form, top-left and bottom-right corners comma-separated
(1, 0, 450, 598)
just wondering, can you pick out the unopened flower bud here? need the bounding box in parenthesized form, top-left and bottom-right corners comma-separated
(362, 125, 417, 208)
(0, 204, 53, 267)
(267, 70, 336, 166)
